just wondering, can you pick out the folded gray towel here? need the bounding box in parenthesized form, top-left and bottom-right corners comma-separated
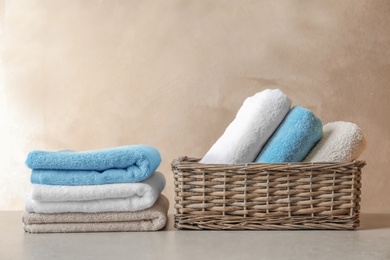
(23, 195, 169, 233)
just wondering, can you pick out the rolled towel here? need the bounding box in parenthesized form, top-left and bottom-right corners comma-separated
(256, 106, 323, 163)
(25, 172, 166, 213)
(23, 195, 169, 233)
(303, 121, 366, 162)
(200, 89, 291, 164)
(27, 145, 162, 185)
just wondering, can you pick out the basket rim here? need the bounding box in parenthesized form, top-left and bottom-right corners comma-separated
(172, 156, 366, 171)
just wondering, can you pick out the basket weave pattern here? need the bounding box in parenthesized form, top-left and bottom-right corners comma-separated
(172, 157, 365, 230)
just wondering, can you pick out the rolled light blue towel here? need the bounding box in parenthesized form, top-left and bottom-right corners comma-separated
(256, 106, 323, 163)
(26, 145, 161, 185)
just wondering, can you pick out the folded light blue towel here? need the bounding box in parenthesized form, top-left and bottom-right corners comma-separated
(26, 145, 161, 185)
(31, 168, 155, 186)
(255, 106, 322, 163)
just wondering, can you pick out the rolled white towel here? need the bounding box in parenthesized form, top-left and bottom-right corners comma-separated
(303, 121, 366, 162)
(200, 89, 292, 164)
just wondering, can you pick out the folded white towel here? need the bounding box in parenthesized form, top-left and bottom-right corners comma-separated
(25, 171, 166, 213)
(200, 89, 292, 164)
(303, 121, 366, 162)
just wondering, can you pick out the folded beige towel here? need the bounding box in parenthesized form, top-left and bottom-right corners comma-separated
(23, 195, 169, 233)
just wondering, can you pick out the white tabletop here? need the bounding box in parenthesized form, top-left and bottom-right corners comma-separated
(1, 212, 390, 260)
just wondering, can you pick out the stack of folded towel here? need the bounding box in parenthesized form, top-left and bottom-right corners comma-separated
(201, 89, 366, 164)
(23, 145, 169, 233)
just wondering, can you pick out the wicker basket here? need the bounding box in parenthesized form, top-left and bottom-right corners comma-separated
(172, 157, 365, 230)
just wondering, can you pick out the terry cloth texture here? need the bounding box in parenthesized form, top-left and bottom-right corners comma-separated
(304, 121, 366, 162)
(26, 145, 161, 171)
(200, 89, 291, 164)
(30, 171, 165, 202)
(26, 172, 165, 213)
(256, 106, 323, 163)
(28, 145, 161, 185)
(23, 195, 169, 233)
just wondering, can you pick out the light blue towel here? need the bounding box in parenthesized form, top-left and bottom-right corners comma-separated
(255, 106, 323, 163)
(26, 145, 161, 185)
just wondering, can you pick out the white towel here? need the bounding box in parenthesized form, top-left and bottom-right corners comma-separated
(303, 121, 366, 162)
(200, 89, 292, 164)
(25, 171, 166, 213)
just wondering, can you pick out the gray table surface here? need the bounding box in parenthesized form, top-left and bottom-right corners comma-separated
(1, 211, 389, 260)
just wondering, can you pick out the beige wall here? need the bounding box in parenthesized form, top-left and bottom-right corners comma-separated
(1, 0, 389, 213)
